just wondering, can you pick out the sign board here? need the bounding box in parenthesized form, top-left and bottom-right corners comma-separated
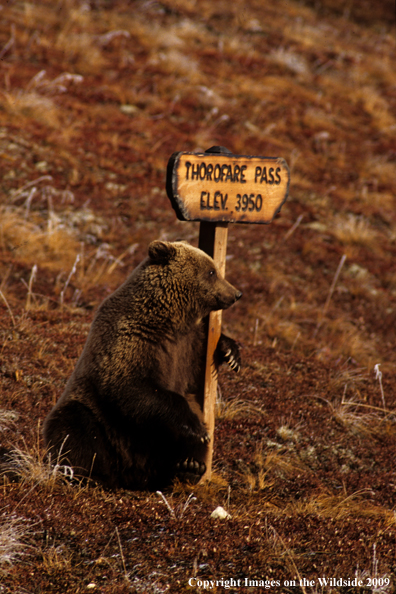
(167, 151, 290, 225)
(166, 147, 290, 483)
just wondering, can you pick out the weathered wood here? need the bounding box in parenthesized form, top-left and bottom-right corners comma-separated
(167, 152, 290, 225)
(166, 146, 290, 484)
(198, 221, 228, 481)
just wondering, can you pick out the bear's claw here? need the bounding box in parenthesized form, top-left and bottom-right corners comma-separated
(217, 335, 241, 373)
(224, 351, 241, 373)
(181, 423, 209, 446)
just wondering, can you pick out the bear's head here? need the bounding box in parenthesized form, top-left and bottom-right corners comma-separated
(148, 240, 242, 320)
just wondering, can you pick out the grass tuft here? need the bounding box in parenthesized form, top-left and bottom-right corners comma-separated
(216, 394, 265, 421)
(41, 543, 73, 575)
(2, 440, 74, 489)
(156, 491, 197, 521)
(0, 410, 19, 432)
(244, 448, 304, 492)
(288, 490, 396, 522)
(0, 204, 81, 273)
(0, 514, 29, 574)
(331, 214, 378, 247)
(319, 388, 395, 438)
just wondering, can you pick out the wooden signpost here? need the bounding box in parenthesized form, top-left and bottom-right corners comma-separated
(166, 146, 290, 481)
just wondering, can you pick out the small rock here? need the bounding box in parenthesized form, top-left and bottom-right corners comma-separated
(120, 104, 139, 115)
(35, 161, 49, 172)
(210, 506, 231, 520)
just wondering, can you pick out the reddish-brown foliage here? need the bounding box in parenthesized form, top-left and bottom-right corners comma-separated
(0, 1, 395, 592)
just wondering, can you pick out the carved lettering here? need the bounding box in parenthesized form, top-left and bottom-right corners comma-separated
(170, 152, 290, 224)
(235, 193, 263, 213)
(192, 162, 200, 180)
(200, 191, 228, 211)
(214, 191, 220, 210)
(255, 165, 282, 185)
(186, 161, 249, 184)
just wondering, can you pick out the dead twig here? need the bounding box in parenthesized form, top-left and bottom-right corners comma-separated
(283, 214, 304, 241)
(314, 254, 347, 337)
(374, 364, 386, 410)
(0, 289, 16, 327)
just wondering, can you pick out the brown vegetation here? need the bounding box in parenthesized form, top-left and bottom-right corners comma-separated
(0, 0, 395, 592)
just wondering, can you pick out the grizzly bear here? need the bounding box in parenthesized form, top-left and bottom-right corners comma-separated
(43, 240, 241, 490)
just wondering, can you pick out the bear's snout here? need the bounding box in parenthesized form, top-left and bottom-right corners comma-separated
(214, 280, 242, 311)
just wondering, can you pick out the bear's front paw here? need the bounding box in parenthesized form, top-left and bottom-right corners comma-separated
(223, 348, 241, 373)
(216, 334, 241, 373)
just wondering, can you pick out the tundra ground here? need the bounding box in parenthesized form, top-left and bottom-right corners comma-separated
(0, 1, 395, 592)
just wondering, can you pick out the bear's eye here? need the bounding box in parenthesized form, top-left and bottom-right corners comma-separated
(208, 269, 216, 278)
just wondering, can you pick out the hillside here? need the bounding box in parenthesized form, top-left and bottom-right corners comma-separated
(0, 1, 395, 592)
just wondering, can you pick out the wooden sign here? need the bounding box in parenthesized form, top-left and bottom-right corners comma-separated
(167, 151, 290, 225)
(166, 147, 290, 483)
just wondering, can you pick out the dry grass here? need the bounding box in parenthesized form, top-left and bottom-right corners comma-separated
(317, 316, 377, 363)
(244, 447, 305, 492)
(270, 47, 310, 77)
(276, 424, 300, 442)
(0, 0, 395, 590)
(318, 389, 395, 438)
(354, 86, 396, 133)
(41, 544, 73, 575)
(0, 514, 29, 574)
(2, 440, 75, 489)
(328, 366, 367, 391)
(286, 490, 396, 522)
(0, 410, 19, 432)
(331, 214, 378, 247)
(216, 394, 265, 421)
(1, 91, 62, 128)
(0, 198, 128, 310)
(0, 205, 81, 272)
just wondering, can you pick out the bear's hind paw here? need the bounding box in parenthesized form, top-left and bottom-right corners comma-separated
(176, 458, 206, 476)
(181, 422, 209, 446)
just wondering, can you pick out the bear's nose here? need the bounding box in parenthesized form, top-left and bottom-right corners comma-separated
(235, 291, 242, 301)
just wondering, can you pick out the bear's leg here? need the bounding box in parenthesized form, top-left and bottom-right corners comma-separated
(43, 401, 118, 488)
(215, 333, 241, 372)
(173, 393, 207, 482)
(123, 383, 210, 488)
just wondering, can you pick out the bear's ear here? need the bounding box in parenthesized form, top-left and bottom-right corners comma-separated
(148, 240, 177, 263)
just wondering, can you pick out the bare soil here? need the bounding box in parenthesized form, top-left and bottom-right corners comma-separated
(0, 1, 395, 593)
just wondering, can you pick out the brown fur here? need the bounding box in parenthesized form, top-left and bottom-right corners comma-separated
(43, 240, 241, 490)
